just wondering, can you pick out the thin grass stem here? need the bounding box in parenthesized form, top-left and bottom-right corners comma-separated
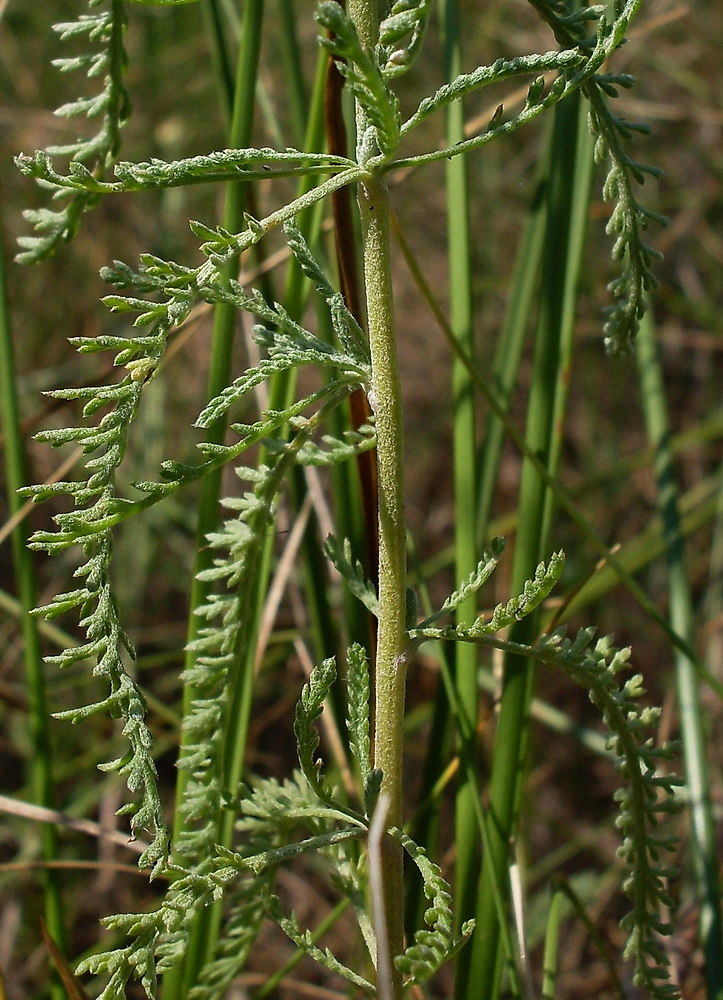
(168, 3, 266, 994)
(540, 887, 563, 1000)
(477, 131, 549, 543)
(439, 0, 481, 956)
(636, 309, 723, 997)
(0, 216, 65, 1000)
(466, 91, 590, 1000)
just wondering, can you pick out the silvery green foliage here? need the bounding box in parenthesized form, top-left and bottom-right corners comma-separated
(19, 222, 366, 879)
(517, 0, 669, 352)
(265, 893, 376, 993)
(74, 848, 272, 1000)
(316, 1, 400, 161)
(408, 548, 565, 642)
(230, 660, 474, 993)
(177, 394, 359, 865)
(294, 656, 340, 807)
(409, 568, 681, 1000)
(345, 643, 373, 784)
(587, 85, 667, 353)
(283, 422, 377, 466)
(14, 0, 677, 994)
(16, 0, 129, 263)
(534, 629, 681, 999)
(184, 883, 268, 1000)
(415, 535, 507, 630)
(16, 147, 357, 193)
(75, 861, 255, 1000)
(377, 0, 434, 79)
(324, 535, 379, 617)
(523, 0, 604, 47)
(391, 830, 474, 986)
(19, 341, 170, 873)
(398, 48, 584, 137)
(19, 0, 664, 347)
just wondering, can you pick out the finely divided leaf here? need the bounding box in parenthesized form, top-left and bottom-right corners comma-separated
(294, 657, 340, 807)
(324, 536, 379, 617)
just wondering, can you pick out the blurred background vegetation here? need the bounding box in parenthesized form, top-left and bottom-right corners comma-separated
(0, 0, 722, 997)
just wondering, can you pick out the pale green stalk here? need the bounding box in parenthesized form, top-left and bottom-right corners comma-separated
(347, 0, 407, 980)
(359, 171, 407, 999)
(0, 219, 65, 1000)
(636, 310, 723, 1000)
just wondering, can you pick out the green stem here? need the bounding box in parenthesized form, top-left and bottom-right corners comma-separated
(439, 0, 480, 952)
(468, 90, 588, 999)
(541, 888, 563, 1000)
(0, 215, 65, 1000)
(358, 170, 407, 999)
(636, 311, 723, 1000)
(168, 2, 264, 995)
(337, 0, 408, 985)
(477, 134, 549, 544)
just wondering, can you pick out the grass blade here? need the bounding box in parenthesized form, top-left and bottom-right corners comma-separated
(0, 211, 66, 1000)
(468, 90, 591, 1000)
(636, 309, 723, 997)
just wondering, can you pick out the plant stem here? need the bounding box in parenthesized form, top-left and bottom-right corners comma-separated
(167, 3, 264, 995)
(358, 169, 407, 999)
(636, 311, 723, 999)
(440, 0, 480, 947)
(468, 91, 588, 999)
(345, 0, 407, 987)
(0, 215, 65, 1000)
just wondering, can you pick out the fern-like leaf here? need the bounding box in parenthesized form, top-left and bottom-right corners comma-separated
(377, 0, 434, 79)
(184, 880, 269, 1000)
(294, 658, 342, 808)
(265, 893, 377, 993)
(584, 83, 668, 353)
(400, 49, 583, 137)
(532, 629, 681, 998)
(16, 0, 130, 263)
(283, 219, 369, 359)
(416, 536, 506, 629)
(292, 423, 377, 466)
(410, 549, 564, 642)
(324, 535, 379, 617)
(316, 1, 400, 161)
(178, 398, 352, 863)
(392, 829, 474, 986)
(345, 644, 383, 818)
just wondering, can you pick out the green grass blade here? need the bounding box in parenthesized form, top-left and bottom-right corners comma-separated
(467, 90, 590, 1000)
(0, 215, 65, 1000)
(439, 0, 481, 949)
(636, 309, 723, 997)
(277, 0, 309, 148)
(477, 132, 549, 543)
(167, 3, 266, 995)
(540, 887, 563, 1000)
(203, 0, 236, 120)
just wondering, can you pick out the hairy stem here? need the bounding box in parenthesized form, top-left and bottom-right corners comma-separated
(358, 169, 407, 1000)
(345, 0, 407, 988)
